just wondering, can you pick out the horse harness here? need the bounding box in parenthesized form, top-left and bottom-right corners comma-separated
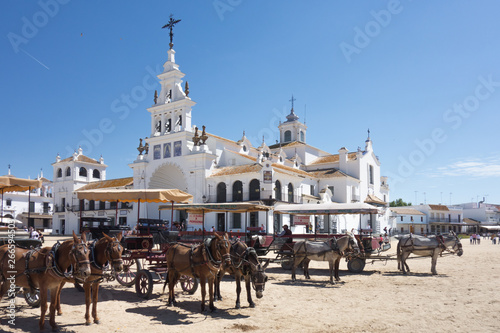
(20, 241, 89, 292)
(401, 234, 448, 252)
(170, 237, 228, 278)
(88, 239, 123, 283)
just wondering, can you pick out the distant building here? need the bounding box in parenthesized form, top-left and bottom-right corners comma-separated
(0, 169, 53, 231)
(51, 148, 109, 234)
(453, 202, 500, 233)
(390, 207, 427, 235)
(406, 204, 464, 234)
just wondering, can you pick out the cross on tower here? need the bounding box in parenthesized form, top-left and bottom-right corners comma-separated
(289, 95, 296, 110)
(162, 14, 181, 49)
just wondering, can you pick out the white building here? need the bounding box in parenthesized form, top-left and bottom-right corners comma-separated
(407, 204, 464, 234)
(49, 33, 391, 236)
(126, 41, 390, 235)
(0, 169, 53, 231)
(456, 202, 500, 225)
(390, 207, 427, 235)
(51, 148, 109, 234)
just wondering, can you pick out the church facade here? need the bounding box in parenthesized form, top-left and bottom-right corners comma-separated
(128, 44, 390, 235)
(50, 35, 390, 236)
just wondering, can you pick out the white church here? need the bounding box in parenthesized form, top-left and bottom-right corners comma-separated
(51, 30, 390, 236)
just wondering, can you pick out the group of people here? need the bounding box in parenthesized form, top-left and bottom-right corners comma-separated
(469, 233, 500, 245)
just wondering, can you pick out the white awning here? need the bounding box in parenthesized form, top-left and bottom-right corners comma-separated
(274, 202, 379, 215)
(480, 225, 500, 230)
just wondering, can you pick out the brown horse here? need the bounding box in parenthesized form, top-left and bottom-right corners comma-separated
(54, 232, 124, 325)
(214, 240, 269, 308)
(0, 231, 91, 331)
(164, 232, 231, 312)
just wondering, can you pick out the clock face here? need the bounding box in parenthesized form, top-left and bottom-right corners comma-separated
(174, 141, 182, 157)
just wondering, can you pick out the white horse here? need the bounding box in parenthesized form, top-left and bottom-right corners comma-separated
(397, 232, 463, 275)
(291, 233, 360, 284)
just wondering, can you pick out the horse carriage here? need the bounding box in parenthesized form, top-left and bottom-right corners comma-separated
(76, 188, 198, 300)
(115, 218, 199, 299)
(0, 226, 43, 307)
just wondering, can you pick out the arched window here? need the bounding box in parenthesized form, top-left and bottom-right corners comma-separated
(216, 182, 227, 203)
(275, 180, 282, 201)
(284, 130, 291, 142)
(249, 179, 260, 201)
(57, 168, 62, 178)
(65, 167, 71, 177)
(232, 181, 243, 202)
(92, 169, 100, 179)
(300, 131, 304, 142)
(79, 167, 87, 177)
(288, 183, 294, 203)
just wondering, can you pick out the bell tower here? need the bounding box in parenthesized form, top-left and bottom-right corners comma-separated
(147, 16, 195, 137)
(278, 95, 307, 144)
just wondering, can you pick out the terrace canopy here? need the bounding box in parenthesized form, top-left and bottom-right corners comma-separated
(0, 175, 43, 225)
(274, 202, 379, 215)
(76, 188, 193, 227)
(76, 188, 193, 203)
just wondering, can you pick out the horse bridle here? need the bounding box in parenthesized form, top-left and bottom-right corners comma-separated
(105, 239, 124, 267)
(90, 238, 123, 271)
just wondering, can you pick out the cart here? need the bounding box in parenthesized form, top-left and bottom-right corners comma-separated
(0, 227, 43, 307)
(76, 188, 195, 299)
(115, 219, 199, 299)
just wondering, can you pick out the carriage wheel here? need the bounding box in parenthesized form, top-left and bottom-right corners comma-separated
(116, 255, 143, 287)
(281, 257, 294, 270)
(135, 270, 154, 299)
(347, 258, 366, 273)
(23, 288, 41, 308)
(180, 275, 199, 295)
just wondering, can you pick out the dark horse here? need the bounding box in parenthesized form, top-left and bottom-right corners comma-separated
(292, 233, 360, 284)
(0, 231, 91, 331)
(397, 232, 463, 275)
(54, 232, 124, 325)
(214, 240, 269, 308)
(164, 232, 231, 312)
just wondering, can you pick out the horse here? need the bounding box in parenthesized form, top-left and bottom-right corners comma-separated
(291, 232, 360, 284)
(164, 232, 231, 312)
(397, 232, 463, 275)
(54, 232, 124, 325)
(214, 240, 269, 308)
(0, 231, 91, 331)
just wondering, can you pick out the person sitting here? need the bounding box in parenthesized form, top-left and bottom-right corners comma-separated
(276, 224, 293, 243)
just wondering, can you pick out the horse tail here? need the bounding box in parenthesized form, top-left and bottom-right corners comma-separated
(163, 270, 169, 292)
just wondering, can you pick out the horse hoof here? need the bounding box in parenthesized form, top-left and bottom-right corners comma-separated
(249, 303, 255, 308)
(85, 321, 91, 326)
(235, 303, 240, 309)
(95, 320, 100, 324)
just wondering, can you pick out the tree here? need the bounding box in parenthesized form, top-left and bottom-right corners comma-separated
(389, 198, 411, 207)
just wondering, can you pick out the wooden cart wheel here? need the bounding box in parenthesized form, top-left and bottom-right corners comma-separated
(23, 288, 41, 308)
(347, 258, 366, 273)
(180, 275, 198, 295)
(116, 254, 143, 287)
(135, 269, 154, 299)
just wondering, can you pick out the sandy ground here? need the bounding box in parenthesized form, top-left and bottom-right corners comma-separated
(1, 235, 499, 333)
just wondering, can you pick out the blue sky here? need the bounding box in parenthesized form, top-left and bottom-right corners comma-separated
(1, 0, 499, 205)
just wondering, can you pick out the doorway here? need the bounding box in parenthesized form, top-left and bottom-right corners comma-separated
(217, 213, 225, 232)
